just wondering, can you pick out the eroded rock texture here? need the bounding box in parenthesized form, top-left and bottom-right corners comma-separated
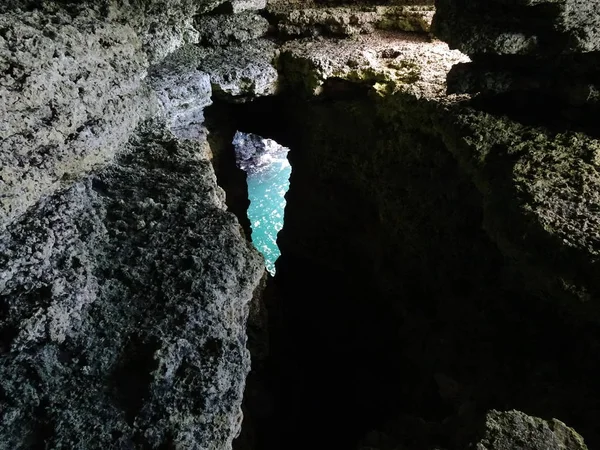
(0, 122, 264, 449)
(267, 1, 434, 38)
(433, 0, 600, 55)
(0, 4, 154, 228)
(1, 0, 599, 448)
(475, 410, 588, 450)
(358, 410, 589, 450)
(1, 0, 268, 448)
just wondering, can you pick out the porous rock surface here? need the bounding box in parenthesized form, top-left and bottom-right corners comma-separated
(268, 2, 434, 38)
(357, 410, 589, 450)
(434, 108, 600, 309)
(228, 0, 268, 14)
(0, 0, 231, 230)
(1, 1, 268, 448)
(264, 13, 599, 449)
(0, 4, 154, 229)
(475, 410, 588, 450)
(278, 30, 468, 97)
(165, 40, 279, 101)
(0, 122, 264, 449)
(147, 46, 213, 139)
(195, 13, 270, 46)
(433, 0, 600, 56)
(2, 0, 600, 448)
(425, 0, 600, 309)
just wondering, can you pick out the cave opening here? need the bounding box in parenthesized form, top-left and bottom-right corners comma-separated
(232, 131, 291, 275)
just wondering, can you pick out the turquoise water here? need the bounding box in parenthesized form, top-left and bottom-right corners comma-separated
(245, 147, 291, 275)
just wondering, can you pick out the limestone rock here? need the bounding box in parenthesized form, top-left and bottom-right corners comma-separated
(357, 410, 588, 450)
(230, 0, 268, 13)
(148, 46, 213, 139)
(268, 3, 434, 38)
(475, 410, 588, 450)
(0, 5, 155, 231)
(278, 31, 468, 98)
(195, 12, 270, 46)
(446, 55, 600, 107)
(0, 121, 265, 449)
(432, 0, 600, 56)
(444, 54, 600, 128)
(202, 40, 279, 100)
(0, 0, 228, 230)
(431, 0, 599, 136)
(313, 0, 434, 4)
(165, 40, 280, 101)
(125, 0, 208, 64)
(205, 0, 266, 13)
(232, 131, 288, 174)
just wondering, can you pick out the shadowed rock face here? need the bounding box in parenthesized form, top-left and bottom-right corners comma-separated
(252, 93, 600, 450)
(432, 0, 600, 132)
(1, 1, 268, 447)
(206, 21, 599, 446)
(0, 122, 264, 449)
(433, 0, 600, 56)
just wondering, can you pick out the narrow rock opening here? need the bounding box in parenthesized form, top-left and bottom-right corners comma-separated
(232, 131, 291, 275)
(204, 98, 290, 450)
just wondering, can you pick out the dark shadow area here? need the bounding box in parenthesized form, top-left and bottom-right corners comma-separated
(205, 92, 600, 450)
(447, 52, 600, 138)
(467, 91, 600, 139)
(110, 336, 160, 427)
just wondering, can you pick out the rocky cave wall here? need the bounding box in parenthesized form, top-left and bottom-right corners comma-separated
(1, 0, 599, 449)
(0, 1, 268, 448)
